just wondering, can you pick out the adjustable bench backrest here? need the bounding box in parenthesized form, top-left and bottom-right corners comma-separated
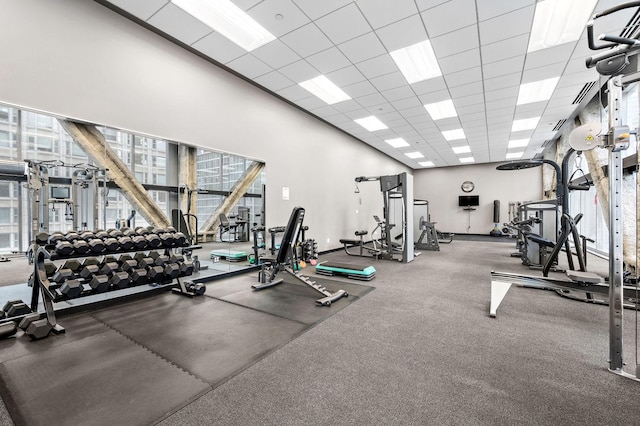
(276, 206, 305, 265)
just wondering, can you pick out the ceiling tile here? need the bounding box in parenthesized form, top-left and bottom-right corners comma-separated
(521, 62, 564, 83)
(444, 66, 482, 87)
(226, 54, 273, 79)
(478, 6, 534, 46)
(484, 72, 521, 92)
(482, 55, 525, 79)
(456, 103, 485, 115)
(401, 106, 432, 119)
(439, 49, 481, 74)
(191, 32, 245, 64)
(147, 3, 212, 45)
(315, 3, 372, 44)
(276, 85, 313, 102)
(327, 66, 367, 86)
(415, 0, 449, 12)
(376, 14, 428, 52)
(484, 86, 519, 102)
(418, 89, 450, 104)
(431, 26, 479, 59)
(291, 0, 352, 20)
(370, 72, 411, 91)
(235, 0, 263, 10)
(356, 92, 388, 107)
(280, 23, 334, 57)
(279, 59, 320, 82)
(248, 0, 311, 37)
(449, 81, 483, 98)
(333, 100, 367, 113)
(305, 47, 352, 74)
(356, 0, 419, 30)
(296, 95, 329, 110)
(524, 43, 575, 70)
(411, 77, 447, 95)
(338, 32, 388, 64)
(421, 0, 477, 38)
(476, 0, 535, 21)
(343, 80, 378, 98)
(382, 86, 416, 102)
(252, 40, 301, 68)
(108, 0, 168, 21)
(254, 70, 295, 91)
(480, 34, 529, 64)
(356, 55, 398, 79)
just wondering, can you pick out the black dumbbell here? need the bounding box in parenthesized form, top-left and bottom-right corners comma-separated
(83, 257, 100, 267)
(145, 234, 162, 249)
(180, 262, 194, 276)
(65, 232, 80, 242)
(89, 275, 110, 292)
(72, 239, 90, 255)
(60, 279, 83, 298)
(129, 268, 148, 285)
(160, 233, 176, 247)
(185, 281, 206, 296)
(154, 255, 170, 266)
(100, 262, 120, 276)
(88, 238, 105, 253)
(122, 228, 136, 238)
(62, 259, 82, 274)
(131, 235, 147, 250)
(138, 257, 155, 270)
(52, 268, 74, 284)
(109, 229, 123, 239)
(110, 271, 130, 289)
(118, 236, 134, 251)
(103, 237, 119, 252)
(19, 314, 52, 340)
(147, 265, 165, 282)
(79, 264, 99, 279)
(173, 232, 187, 246)
(135, 226, 150, 236)
(43, 260, 57, 276)
(119, 253, 133, 263)
(52, 237, 73, 256)
(0, 322, 17, 339)
(79, 231, 95, 241)
(120, 259, 138, 273)
(95, 230, 109, 240)
(163, 262, 181, 279)
(2, 300, 32, 317)
(35, 232, 49, 245)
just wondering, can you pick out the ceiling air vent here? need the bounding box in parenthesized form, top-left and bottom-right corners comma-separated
(572, 81, 597, 104)
(552, 119, 566, 132)
(620, 9, 640, 39)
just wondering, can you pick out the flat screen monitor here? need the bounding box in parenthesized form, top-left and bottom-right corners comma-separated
(50, 186, 70, 200)
(458, 195, 479, 207)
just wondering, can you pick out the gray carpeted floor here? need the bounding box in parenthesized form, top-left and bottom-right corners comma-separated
(1, 240, 638, 425)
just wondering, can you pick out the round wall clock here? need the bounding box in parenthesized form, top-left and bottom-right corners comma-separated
(461, 181, 475, 193)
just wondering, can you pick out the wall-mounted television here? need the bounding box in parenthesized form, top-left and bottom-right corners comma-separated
(458, 195, 479, 207)
(50, 186, 70, 200)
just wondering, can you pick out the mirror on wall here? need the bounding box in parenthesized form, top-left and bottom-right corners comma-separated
(0, 103, 265, 322)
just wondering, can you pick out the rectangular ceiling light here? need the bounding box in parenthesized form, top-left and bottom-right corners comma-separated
(424, 99, 457, 120)
(506, 152, 524, 159)
(299, 75, 351, 105)
(171, 0, 276, 51)
(452, 145, 471, 154)
(385, 138, 410, 148)
(419, 161, 434, 167)
(508, 138, 530, 148)
(459, 157, 475, 164)
(354, 116, 388, 132)
(390, 40, 442, 84)
(528, 0, 598, 52)
(442, 129, 465, 141)
(511, 117, 540, 132)
(516, 77, 560, 105)
(405, 152, 424, 159)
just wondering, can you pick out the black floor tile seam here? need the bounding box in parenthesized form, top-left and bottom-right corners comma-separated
(86, 312, 212, 388)
(201, 292, 311, 326)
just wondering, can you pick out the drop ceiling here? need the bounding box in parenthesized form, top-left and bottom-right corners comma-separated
(96, 0, 636, 169)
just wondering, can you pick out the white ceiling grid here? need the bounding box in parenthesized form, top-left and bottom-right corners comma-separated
(101, 0, 635, 168)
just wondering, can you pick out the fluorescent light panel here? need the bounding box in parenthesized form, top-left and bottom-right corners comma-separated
(385, 138, 410, 148)
(442, 129, 465, 141)
(171, 0, 275, 51)
(511, 117, 540, 132)
(506, 152, 524, 159)
(390, 40, 442, 84)
(459, 157, 475, 164)
(452, 145, 471, 154)
(354, 116, 388, 132)
(528, 0, 598, 52)
(419, 161, 434, 167)
(405, 151, 424, 159)
(516, 77, 560, 105)
(508, 138, 530, 148)
(424, 99, 457, 120)
(299, 75, 351, 105)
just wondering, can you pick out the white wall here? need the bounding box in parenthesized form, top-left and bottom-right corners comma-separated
(413, 163, 543, 234)
(0, 0, 409, 251)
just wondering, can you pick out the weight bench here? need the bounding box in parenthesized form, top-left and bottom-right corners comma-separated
(340, 230, 374, 257)
(252, 206, 348, 306)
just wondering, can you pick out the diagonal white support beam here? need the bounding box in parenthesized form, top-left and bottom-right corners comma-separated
(58, 120, 171, 228)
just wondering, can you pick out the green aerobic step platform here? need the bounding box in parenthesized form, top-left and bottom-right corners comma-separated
(315, 262, 376, 281)
(210, 249, 248, 262)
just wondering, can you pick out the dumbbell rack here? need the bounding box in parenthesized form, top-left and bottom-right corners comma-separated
(27, 229, 197, 339)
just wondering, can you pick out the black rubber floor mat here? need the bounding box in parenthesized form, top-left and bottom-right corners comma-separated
(218, 274, 374, 324)
(0, 330, 210, 426)
(91, 294, 307, 385)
